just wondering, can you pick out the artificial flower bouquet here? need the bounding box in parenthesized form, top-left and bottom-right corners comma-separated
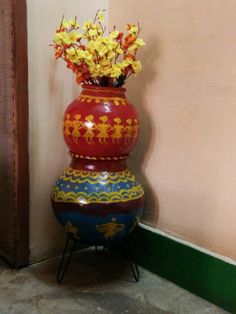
(52, 10, 145, 87)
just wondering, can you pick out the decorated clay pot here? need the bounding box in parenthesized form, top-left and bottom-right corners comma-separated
(51, 84, 144, 245)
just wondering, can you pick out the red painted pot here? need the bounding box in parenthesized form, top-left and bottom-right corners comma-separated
(63, 84, 140, 158)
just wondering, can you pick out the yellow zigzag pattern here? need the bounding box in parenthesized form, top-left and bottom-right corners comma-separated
(60, 168, 135, 184)
(52, 186, 144, 204)
(78, 95, 128, 106)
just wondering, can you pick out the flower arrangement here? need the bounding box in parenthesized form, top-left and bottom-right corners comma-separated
(52, 10, 145, 87)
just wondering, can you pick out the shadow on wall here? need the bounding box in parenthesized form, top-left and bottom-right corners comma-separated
(48, 57, 80, 159)
(126, 34, 161, 226)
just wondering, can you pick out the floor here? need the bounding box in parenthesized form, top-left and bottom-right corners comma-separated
(0, 248, 229, 314)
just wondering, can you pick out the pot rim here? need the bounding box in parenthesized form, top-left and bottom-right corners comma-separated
(82, 84, 126, 94)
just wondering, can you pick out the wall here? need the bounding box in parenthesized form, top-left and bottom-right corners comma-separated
(27, 0, 108, 262)
(109, 0, 236, 260)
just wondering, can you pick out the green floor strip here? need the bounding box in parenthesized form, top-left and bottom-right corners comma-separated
(128, 226, 236, 313)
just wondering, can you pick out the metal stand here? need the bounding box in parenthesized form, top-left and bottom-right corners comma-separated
(56, 235, 76, 284)
(56, 235, 140, 284)
(123, 242, 140, 282)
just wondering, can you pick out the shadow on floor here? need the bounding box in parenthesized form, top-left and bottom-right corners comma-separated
(0, 250, 229, 314)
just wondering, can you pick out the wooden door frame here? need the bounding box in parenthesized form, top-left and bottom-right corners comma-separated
(0, 0, 29, 267)
(12, 0, 29, 267)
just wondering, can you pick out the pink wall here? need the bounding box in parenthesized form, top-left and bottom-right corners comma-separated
(109, 0, 236, 260)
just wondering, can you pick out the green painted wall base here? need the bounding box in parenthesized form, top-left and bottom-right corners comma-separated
(128, 226, 236, 313)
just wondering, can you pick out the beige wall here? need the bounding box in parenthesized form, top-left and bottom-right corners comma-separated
(27, 0, 108, 262)
(109, 0, 236, 260)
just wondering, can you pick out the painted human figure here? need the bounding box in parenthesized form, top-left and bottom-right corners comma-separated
(96, 115, 112, 144)
(96, 218, 124, 240)
(64, 114, 72, 136)
(111, 117, 124, 143)
(124, 119, 134, 143)
(83, 115, 96, 144)
(133, 118, 139, 139)
(72, 114, 83, 143)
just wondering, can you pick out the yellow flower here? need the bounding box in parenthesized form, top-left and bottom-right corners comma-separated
(76, 49, 93, 62)
(107, 51, 115, 60)
(101, 68, 111, 76)
(102, 37, 118, 51)
(88, 29, 98, 37)
(116, 46, 124, 55)
(98, 44, 108, 57)
(110, 64, 122, 78)
(97, 10, 105, 22)
(90, 63, 102, 77)
(88, 61, 96, 73)
(129, 25, 138, 34)
(62, 19, 79, 29)
(96, 36, 103, 44)
(84, 23, 103, 39)
(127, 38, 145, 52)
(54, 31, 81, 45)
(68, 31, 82, 42)
(84, 50, 93, 61)
(91, 23, 103, 35)
(83, 20, 92, 30)
(100, 59, 110, 67)
(127, 44, 137, 53)
(52, 13, 144, 86)
(127, 24, 138, 35)
(123, 58, 133, 65)
(135, 38, 145, 47)
(54, 32, 67, 45)
(100, 59, 111, 76)
(109, 30, 119, 39)
(102, 37, 111, 45)
(118, 60, 129, 70)
(132, 60, 142, 74)
(66, 47, 79, 63)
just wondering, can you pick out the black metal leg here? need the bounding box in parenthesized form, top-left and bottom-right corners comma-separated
(128, 259, 140, 282)
(122, 242, 140, 282)
(57, 235, 76, 284)
(56, 237, 140, 283)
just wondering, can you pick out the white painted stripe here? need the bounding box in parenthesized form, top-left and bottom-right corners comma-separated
(139, 223, 236, 266)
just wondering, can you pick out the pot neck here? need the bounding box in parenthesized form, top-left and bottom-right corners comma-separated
(81, 84, 126, 98)
(70, 156, 128, 172)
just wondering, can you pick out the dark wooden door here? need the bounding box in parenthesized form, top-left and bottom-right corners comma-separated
(0, 0, 29, 267)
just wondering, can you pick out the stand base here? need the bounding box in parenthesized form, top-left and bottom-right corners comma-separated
(56, 235, 140, 284)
